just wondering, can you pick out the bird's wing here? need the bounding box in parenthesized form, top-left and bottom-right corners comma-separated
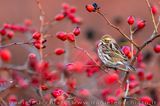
(108, 42, 128, 62)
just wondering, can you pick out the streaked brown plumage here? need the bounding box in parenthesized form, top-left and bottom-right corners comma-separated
(97, 34, 135, 71)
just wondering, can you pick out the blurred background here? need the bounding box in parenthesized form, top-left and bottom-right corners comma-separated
(0, 0, 160, 106)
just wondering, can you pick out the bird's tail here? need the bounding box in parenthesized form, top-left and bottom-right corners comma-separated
(127, 64, 136, 71)
(123, 62, 136, 72)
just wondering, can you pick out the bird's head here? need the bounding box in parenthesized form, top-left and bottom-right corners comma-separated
(100, 34, 116, 44)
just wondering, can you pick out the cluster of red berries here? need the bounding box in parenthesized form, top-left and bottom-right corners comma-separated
(85, 59, 100, 77)
(32, 32, 47, 49)
(127, 16, 145, 29)
(121, 46, 135, 59)
(27, 53, 58, 84)
(54, 27, 80, 55)
(3, 23, 33, 32)
(0, 21, 34, 42)
(54, 3, 81, 24)
(56, 27, 80, 42)
(51, 89, 70, 105)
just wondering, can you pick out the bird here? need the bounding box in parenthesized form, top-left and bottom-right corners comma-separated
(97, 34, 136, 72)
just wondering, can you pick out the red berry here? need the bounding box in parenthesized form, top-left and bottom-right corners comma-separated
(86, 4, 95, 12)
(70, 7, 76, 13)
(28, 53, 37, 69)
(55, 14, 65, 21)
(137, 20, 145, 29)
(29, 53, 36, 60)
(41, 84, 48, 90)
(3, 24, 11, 29)
(151, 6, 157, 15)
(54, 48, 65, 55)
(8, 95, 17, 103)
(24, 19, 32, 26)
(106, 96, 117, 104)
(67, 78, 77, 89)
(121, 46, 130, 56)
(140, 96, 152, 105)
(7, 31, 14, 39)
(73, 27, 80, 36)
(33, 41, 41, 49)
(127, 52, 132, 59)
(66, 63, 75, 72)
(101, 88, 110, 97)
(32, 32, 41, 40)
(115, 88, 123, 96)
(79, 89, 90, 97)
(127, 16, 135, 25)
(146, 72, 153, 80)
(21, 100, 29, 106)
(67, 13, 75, 20)
(137, 68, 145, 80)
(56, 32, 67, 41)
(0, 29, 6, 36)
(51, 89, 64, 98)
(137, 52, 143, 63)
(105, 73, 119, 84)
(138, 62, 146, 69)
(154, 44, 160, 53)
(29, 99, 37, 105)
(62, 3, 69, 10)
(67, 33, 75, 42)
(129, 74, 136, 81)
(129, 81, 139, 89)
(71, 17, 82, 24)
(0, 49, 11, 62)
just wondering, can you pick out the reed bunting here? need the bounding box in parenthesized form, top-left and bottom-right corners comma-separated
(97, 34, 135, 72)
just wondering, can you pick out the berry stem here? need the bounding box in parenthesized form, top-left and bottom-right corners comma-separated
(145, 0, 158, 33)
(129, 25, 134, 60)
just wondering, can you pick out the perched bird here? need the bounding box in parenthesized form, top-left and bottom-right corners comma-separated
(97, 34, 135, 71)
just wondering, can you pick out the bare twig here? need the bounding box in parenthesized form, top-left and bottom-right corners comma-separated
(145, 0, 158, 33)
(0, 41, 33, 49)
(121, 80, 130, 106)
(0, 97, 7, 106)
(35, 0, 45, 16)
(96, 10, 140, 49)
(130, 25, 134, 60)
